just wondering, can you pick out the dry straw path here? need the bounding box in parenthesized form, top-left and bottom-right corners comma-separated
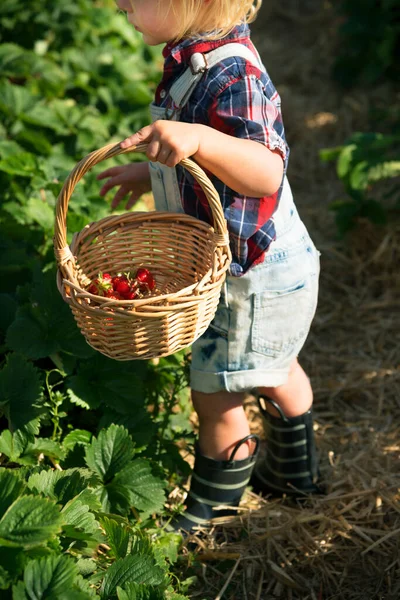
(183, 2, 400, 599)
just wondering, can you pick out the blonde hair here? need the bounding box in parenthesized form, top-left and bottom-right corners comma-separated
(169, 0, 262, 41)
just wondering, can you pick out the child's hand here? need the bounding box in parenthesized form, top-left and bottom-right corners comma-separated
(97, 162, 151, 210)
(120, 121, 202, 167)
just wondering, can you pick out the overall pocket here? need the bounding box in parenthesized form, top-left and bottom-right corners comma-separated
(251, 277, 317, 358)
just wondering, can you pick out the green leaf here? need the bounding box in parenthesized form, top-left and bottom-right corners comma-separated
(337, 143, 357, 182)
(349, 159, 372, 190)
(0, 429, 30, 463)
(0, 563, 12, 589)
(62, 430, 92, 452)
(99, 481, 132, 517)
(155, 532, 181, 566)
(367, 160, 400, 184)
(72, 572, 98, 598)
(319, 146, 344, 162)
(61, 498, 101, 539)
(0, 152, 37, 178)
(28, 468, 94, 502)
(75, 558, 97, 577)
(0, 495, 63, 548)
(0, 81, 37, 118)
(24, 438, 66, 461)
(109, 459, 166, 514)
(27, 469, 66, 499)
(0, 470, 26, 519)
(124, 82, 153, 106)
(165, 592, 190, 600)
(6, 315, 58, 360)
(14, 128, 53, 156)
(12, 579, 29, 600)
(54, 470, 96, 505)
(0, 353, 44, 435)
(98, 410, 156, 450)
(100, 516, 130, 559)
(67, 354, 149, 415)
(117, 583, 165, 600)
(84, 424, 135, 483)
(0, 43, 28, 76)
(24, 554, 78, 599)
(67, 389, 91, 411)
(22, 102, 72, 135)
(100, 554, 164, 599)
(6, 268, 94, 361)
(25, 196, 55, 231)
(0, 140, 23, 158)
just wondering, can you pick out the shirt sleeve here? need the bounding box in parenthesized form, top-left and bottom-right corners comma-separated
(208, 73, 289, 169)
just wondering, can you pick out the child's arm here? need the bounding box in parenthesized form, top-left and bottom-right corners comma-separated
(120, 120, 284, 198)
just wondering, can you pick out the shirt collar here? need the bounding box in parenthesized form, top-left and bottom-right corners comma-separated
(162, 22, 250, 65)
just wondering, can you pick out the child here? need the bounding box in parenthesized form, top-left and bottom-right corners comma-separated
(98, 0, 322, 532)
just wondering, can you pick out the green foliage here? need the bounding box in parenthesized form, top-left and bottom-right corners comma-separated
(0, 0, 193, 597)
(333, 0, 400, 87)
(0, 495, 64, 547)
(320, 132, 400, 235)
(0, 429, 186, 597)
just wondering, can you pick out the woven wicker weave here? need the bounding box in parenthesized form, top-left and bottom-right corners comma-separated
(54, 142, 232, 360)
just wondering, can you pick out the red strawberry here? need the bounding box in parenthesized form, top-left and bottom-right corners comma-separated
(135, 268, 155, 291)
(112, 274, 127, 289)
(125, 289, 138, 300)
(105, 288, 121, 299)
(88, 272, 113, 296)
(88, 283, 98, 295)
(114, 279, 131, 297)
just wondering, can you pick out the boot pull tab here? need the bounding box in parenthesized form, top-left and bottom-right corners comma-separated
(228, 434, 260, 463)
(256, 394, 290, 423)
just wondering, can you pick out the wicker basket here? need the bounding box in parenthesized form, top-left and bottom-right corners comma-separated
(54, 142, 232, 360)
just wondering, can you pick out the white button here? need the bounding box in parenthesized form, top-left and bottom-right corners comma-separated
(160, 89, 166, 98)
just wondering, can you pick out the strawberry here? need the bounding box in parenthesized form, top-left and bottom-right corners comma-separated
(111, 274, 127, 289)
(105, 288, 121, 299)
(88, 283, 99, 295)
(114, 279, 131, 297)
(135, 268, 155, 291)
(87, 272, 113, 296)
(125, 288, 138, 300)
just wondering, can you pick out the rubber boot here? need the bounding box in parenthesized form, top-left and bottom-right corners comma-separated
(251, 394, 322, 496)
(169, 434, 260, 533)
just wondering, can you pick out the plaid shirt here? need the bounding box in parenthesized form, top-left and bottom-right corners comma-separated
(155, 23, 290, 275)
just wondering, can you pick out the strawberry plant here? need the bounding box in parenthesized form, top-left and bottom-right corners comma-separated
(0, 425, 187, 598)
(0, 1, 195, 596)
(320, 132, 400, 235)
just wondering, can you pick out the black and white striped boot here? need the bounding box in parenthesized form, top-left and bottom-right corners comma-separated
(251, 394, 322, 496)
(169, 434, 260, 533)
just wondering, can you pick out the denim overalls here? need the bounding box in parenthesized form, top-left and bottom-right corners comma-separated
(149, 44, 320, 394)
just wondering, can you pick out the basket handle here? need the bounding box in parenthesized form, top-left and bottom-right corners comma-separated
(54, 141, 230, 274)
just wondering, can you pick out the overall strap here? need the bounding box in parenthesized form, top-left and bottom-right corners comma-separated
(169, 42, 263, 110)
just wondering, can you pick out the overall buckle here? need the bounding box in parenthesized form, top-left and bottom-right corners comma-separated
(189, 52, 208, 75)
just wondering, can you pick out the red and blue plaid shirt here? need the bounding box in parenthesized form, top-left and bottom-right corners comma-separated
(155, 23, 290, 275)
